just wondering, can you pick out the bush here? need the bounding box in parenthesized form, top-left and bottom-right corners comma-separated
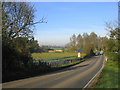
(105, 52, 118, 62)
(2, 40, 51, 82)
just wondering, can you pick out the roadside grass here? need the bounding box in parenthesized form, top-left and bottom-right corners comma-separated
(32, 52, 85, 59)
(93, 60, 119, 88)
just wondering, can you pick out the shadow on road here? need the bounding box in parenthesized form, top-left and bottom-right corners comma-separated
(64, 64, 89, 71)
(65, 64, 89, 71)
(53, 64, 89, 74)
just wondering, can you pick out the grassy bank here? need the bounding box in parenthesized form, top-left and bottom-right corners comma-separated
(93, 59, 119, 88)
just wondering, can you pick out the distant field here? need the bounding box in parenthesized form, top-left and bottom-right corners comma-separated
(50, 48, 68, 51)
(32, 52, 84, 59)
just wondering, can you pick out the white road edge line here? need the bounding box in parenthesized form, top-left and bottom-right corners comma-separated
(82, 56, 106, 89)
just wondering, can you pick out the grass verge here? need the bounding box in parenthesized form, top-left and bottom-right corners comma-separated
(92, 60, 119, 88)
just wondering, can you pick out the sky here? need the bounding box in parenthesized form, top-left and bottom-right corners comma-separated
(32, 2, 118, 46)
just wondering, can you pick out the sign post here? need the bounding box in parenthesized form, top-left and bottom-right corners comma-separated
(78, 49, 81, 57)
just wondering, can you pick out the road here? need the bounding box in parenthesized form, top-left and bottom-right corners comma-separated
(3, 55, 105, 88)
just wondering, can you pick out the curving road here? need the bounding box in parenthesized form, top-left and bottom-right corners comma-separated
(3, 55, 105, 88)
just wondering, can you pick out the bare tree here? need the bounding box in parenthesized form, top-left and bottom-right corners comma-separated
(2, 2, 46, 40)
(105, 21, 118, 39)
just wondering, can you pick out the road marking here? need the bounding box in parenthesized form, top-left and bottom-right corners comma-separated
(83, 55, 105, 89)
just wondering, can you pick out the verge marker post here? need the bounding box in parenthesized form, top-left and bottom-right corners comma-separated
(78, 52, 81, 57)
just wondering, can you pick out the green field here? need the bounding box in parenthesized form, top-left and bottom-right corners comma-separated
(93, 60, 119, 88)
(32, 52, 85, 59)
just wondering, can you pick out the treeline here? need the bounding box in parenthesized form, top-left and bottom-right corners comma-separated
(66, 21, 119, 63)
(67, 32, 108, 55)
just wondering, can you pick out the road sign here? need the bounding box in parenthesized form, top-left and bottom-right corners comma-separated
(78, 49, 81, 52)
